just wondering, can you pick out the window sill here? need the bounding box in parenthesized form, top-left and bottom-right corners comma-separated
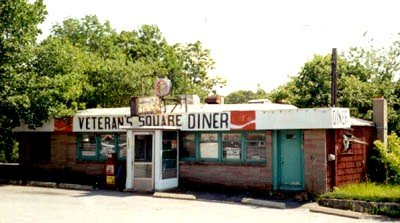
(179, 160, 267, 167)
(76, 159, 106, 163)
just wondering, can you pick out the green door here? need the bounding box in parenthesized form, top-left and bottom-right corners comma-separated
(278, 130, 304, 190)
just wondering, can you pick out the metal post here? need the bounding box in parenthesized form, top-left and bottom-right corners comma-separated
(184, 72, 188, 112)
(331, 48, 338, 107)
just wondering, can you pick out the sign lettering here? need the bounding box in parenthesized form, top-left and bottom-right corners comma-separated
(138, 114, 182, 127)
(73, 116, 134, 132)
(182, 112, 230, 131)
(332, 109, 350, 127)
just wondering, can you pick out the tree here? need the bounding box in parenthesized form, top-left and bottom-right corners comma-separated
(33, 37, 88, 116)
(269, 49, 400, 134)
(48, 16, 143, 108)
(48, 19, 225, 107)
(346, 35, 400, 134)
(0, 0, 47, 161)
(270, 54, 378, 115)
(224, 85, 269, 104)
(118, 27, 225, 99)
(172, 41, 225, 99)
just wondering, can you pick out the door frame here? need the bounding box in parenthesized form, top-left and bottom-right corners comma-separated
(126, 130, 155, 191)
(272, 130, 305, 191)
(124, 127, 179, 192)
(131, 131, 156, 191)
(154, 130, 179, 191)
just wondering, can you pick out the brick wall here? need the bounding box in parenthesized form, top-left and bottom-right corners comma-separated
(179, 131, 273, 191)
(18, 133, 104, 176)
(334, 126, 375, 186)
(50, 133, 104, 175)
(303, 129, 327, 195)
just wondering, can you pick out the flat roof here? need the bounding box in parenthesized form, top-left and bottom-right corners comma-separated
(75, 103, 297, 117)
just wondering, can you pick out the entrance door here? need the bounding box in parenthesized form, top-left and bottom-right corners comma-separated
(155, 130, 179, 190)
(278, 130, 304, 190)
(133, 132, 154, 191)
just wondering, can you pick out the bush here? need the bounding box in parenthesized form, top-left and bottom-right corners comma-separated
(373, 133, 400, 184)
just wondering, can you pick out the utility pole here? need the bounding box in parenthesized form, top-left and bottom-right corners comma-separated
(184, 72, 188, 112)
(331, 48, 338, 107)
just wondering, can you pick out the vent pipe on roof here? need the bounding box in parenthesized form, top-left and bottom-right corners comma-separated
(205, 95, 224, 104)
(373, 97, 388, 147)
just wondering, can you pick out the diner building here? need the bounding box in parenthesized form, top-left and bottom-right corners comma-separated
(14, 98, 381, 195)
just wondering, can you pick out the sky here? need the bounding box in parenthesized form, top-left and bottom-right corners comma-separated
(39, 0, 400, 96)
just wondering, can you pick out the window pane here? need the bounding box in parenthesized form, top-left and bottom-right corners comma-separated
(200, 142, 218, 159)
(183, 133, 195, 141)
(222, 133, 241, 160)
(246, 133, 266, 161)
(80, 133, 97, 157)
(118, 134, 127, 158)
(200, 133, 218, 159)
(162, 131, 177, 179)
(180, 132, 196, 160)
(201, 133, 218, 141)
(134, 135, 152, 162)
(99, 134, 115, 157)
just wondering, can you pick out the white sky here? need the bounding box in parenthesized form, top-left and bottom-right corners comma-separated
(39, 0, 400, 95)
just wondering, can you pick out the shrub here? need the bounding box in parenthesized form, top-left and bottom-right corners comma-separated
(373, 133, 400, 184)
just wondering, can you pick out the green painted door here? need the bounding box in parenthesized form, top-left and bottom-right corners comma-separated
(278, 130, 304, 190)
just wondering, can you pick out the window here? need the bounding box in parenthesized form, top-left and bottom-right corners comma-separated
(16, 132, 51, 162)
(99, 134, 115, 158)
(180, 131, 267, 163)
(222, 133, 241, 160)
(77, 133, 127, 161)
(118, 134, 127, 159)
(245, 133, 266, 161)
(134, 135, 152, 162)
(162, 131, 178, 179)
(199, 133, 218, 159)
(180, 132, 196, 160)
(79, 133, 97, 158)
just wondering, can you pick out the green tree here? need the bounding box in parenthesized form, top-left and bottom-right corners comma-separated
(48, 16, 142, 108)
(118, 27, 225, 99)
(33, 37, 88, 115)
(346, 36, 400, 134)
(274, 54, 372, 109)
(225, 85, 269, 104)
(173, 41, 225, 99)
(49, 19, 225, 106)
(0, 0, 47, 162)
(270, 49, 400, 133)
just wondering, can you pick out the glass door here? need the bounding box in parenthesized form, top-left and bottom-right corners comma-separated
(133, 132, 154, 191)
(155, 130, 179, 190)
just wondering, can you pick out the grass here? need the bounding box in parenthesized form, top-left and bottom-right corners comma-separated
(320, 182, 400, 203)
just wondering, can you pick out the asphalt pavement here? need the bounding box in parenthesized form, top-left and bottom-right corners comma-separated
(0, 184, 396, 223)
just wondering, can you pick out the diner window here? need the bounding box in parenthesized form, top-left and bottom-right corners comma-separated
(77, 133, 126, 161)
(118, 133, 127, 159)
(180, 131, 267, 164)
(199, 133, 218, 159)
(245, 133, 266, 161)
(99, 134, 115, 158)
(79, 133, 97, 159)
(180, 132, 196, 160)
(222, 133, 241, 160)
